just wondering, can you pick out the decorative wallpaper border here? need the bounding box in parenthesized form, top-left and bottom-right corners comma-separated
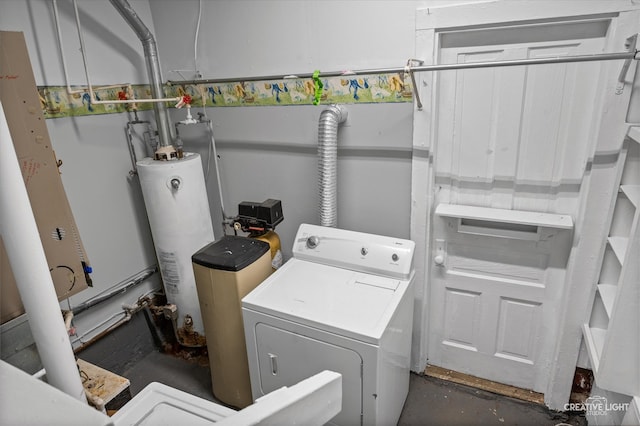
(38, 73, 413, 119)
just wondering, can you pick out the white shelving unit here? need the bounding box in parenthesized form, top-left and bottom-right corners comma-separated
(583, 126, 640, 397)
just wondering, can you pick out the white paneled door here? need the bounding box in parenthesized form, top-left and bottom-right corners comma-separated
(430, 22, 604, 393)
(412, 1, 639, 400)
(428, 215, 573, 393)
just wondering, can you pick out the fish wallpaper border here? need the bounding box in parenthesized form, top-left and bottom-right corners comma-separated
(38, 73, 413, 119)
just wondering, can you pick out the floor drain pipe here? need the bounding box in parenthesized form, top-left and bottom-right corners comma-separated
(0, 101, 87, 403)
(318, 105, 347, 227)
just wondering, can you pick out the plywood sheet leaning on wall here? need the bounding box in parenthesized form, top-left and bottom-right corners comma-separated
(0, 31, 91, 324)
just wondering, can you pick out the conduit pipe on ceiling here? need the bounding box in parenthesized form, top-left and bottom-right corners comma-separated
(318, 105, 347, 227)
(0, 101, 87, 403)
(109, 0, 173, 147)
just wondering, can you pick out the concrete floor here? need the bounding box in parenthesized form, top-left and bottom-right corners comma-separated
(399, 375, 584, 426)
(78, 312, 586, 425)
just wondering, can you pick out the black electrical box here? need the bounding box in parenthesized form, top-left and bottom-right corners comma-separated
(238, 199, 283, 228)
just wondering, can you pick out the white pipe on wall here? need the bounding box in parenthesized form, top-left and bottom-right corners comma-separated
(0, 101, 87, 403)
(51, 0, 182, 107)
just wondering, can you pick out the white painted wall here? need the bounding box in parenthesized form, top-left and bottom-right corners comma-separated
(149, 0, 430, 80)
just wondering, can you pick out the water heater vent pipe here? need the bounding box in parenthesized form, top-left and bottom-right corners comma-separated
(109, 0, 173, 148)
(318, 105, 347, 227)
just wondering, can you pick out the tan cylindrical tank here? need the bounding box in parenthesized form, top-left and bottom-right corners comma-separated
(192, 236, 272, 408)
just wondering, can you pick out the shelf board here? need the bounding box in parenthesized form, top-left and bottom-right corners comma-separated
(607, 236, 628, 263)
(620, 185, 640, 208)
(434, 204, 574, 229)
(628, 126, 640, 144)
(597, 284, 617, 319)
(582, 324, 607, 373)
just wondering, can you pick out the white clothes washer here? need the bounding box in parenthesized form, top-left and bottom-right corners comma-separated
(242, 224, 415, 426)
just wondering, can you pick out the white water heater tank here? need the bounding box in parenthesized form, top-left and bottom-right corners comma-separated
(137, 153, 214, 346)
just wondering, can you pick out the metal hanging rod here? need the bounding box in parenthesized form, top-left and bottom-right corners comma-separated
(167, 50, 637, 86)
(167, 35, 638, 110)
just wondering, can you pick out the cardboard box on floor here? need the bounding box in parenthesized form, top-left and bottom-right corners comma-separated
(0, 31, 91, 324)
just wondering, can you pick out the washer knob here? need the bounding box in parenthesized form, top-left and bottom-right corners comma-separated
(306, 236, 319, 249)
(392, 253, 399, 262)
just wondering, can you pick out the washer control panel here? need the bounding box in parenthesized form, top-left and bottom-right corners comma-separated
(293, 223, 415, 280)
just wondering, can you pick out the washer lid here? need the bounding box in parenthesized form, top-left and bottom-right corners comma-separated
(242, 259, 411, 344)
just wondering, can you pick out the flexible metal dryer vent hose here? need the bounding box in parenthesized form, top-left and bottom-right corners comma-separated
(318, 105, 347, 227)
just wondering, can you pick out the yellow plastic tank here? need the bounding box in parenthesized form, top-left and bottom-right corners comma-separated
(192, 236, 273, 408)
